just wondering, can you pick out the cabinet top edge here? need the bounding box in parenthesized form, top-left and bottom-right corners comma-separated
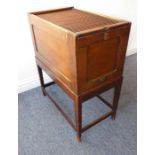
(28, 6, 74, 15)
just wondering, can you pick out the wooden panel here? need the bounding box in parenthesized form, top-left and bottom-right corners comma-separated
(87, 38, 119, 81)
(33, 26, 71, 79)
(76, 25, 130, 93)
(28, 13, 78, 92)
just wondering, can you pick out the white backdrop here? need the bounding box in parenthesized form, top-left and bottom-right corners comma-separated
(17, 0, 137, 93)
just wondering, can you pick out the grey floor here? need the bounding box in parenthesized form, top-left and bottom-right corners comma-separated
(19, 54, 137, 155)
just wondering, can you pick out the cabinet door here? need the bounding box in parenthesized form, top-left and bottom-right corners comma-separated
(76, 25, 130, 93)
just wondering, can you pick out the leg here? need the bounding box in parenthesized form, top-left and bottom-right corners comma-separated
(74, 96, 82, 142)
(112, 78, 123, 120)
(37, 65, 46, 96)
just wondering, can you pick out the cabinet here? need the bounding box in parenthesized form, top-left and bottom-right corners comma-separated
(28, 7, 131, 141)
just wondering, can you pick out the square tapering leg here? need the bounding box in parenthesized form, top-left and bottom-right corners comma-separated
(74, 97, 82, 142)
(112, 78, 123, 120)
(37, 65, 46, 96)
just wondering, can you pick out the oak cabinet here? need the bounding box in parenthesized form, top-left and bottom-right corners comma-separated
(28, 7, 131, 141)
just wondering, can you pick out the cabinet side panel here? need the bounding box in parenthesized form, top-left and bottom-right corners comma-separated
(29, 14, 77, 91)
(76, 25, 131, 93)
(33, 26, 70, 78)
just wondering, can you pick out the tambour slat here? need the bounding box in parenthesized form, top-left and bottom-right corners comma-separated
(38, 8, 121, 33)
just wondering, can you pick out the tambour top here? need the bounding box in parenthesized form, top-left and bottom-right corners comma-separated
(35, 7, 127, 33)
